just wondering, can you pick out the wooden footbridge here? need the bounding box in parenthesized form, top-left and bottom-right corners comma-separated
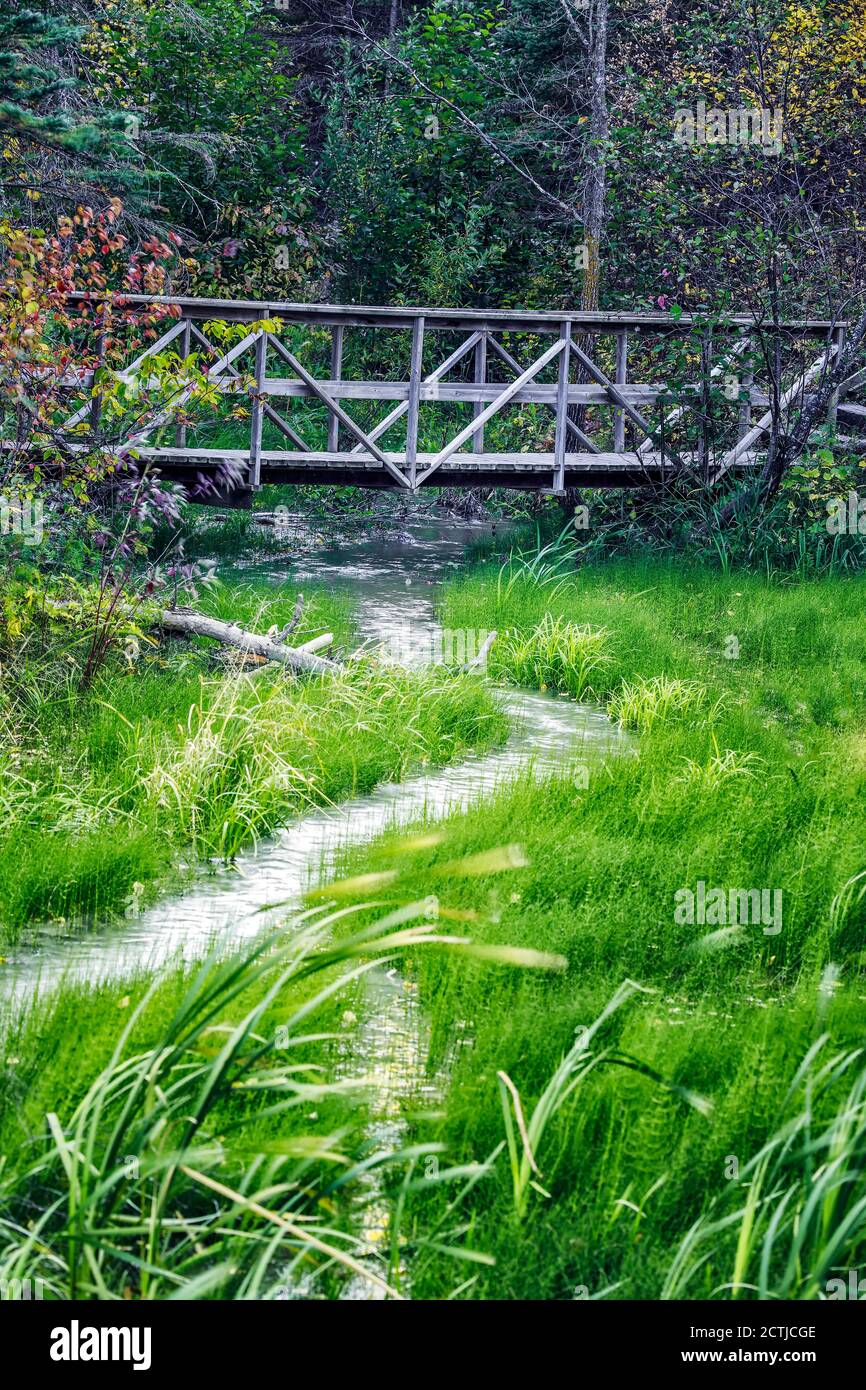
(28, 295, 859, 500)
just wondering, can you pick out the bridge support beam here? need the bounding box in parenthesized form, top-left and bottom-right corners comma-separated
(406, 316, 425, 489)
(553, 322, 572, 493)
(175, 319, 192, 450)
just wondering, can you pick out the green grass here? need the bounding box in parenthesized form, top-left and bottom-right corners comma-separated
(5, 553, 866, 1300)
(192, 576, 353, 645)
(0, 891, 567, 1300)
(0, 578, 506, 939)
(607, 673, 720, 733)
(495, 613, 611, 699)
(308, 556, 866, 1298)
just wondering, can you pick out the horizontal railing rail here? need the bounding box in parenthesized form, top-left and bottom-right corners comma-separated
(65, 293, 843, 335)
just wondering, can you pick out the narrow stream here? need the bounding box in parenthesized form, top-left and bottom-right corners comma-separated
(3, 511, 628, 1298)
(2, 515, 624, 1004)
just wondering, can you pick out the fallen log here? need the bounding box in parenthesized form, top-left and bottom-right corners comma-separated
(295, 632, 334, 654)
(275, 592, 304, 642)
(160, 608, 340, 674)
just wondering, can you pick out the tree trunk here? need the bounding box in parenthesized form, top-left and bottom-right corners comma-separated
(563, 0, 610, 519)
(581, 0, 609, 316)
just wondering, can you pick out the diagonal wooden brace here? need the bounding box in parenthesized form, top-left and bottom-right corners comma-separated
(188, 324, 310, 453)
(62, 317, 189, 432)
(486, 334, 600, 453)
(840, 365, 866, 396)
(636, 333, 751, 458)
(568, 340, 685, 469)
(349, 331, 483, 456)
(113, 329, 264, 456)
(416, 337, 568, 485)
(710, 340, 840, 484)
(268, 337, 411, 488)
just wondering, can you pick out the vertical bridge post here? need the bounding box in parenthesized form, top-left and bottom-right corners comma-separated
(406, 315, 425, 488)
(250, 331, 266, 489)
(328, 325, 343, 452)
(828, 324, 846, 429)
(614, 329, 628, 451)
(175, 319, 191, 450)
(89, 332, 105, 439)
(738, 335, 753, 441)
(553, 320, 572, 493)
(473, 331, 488, 454)
(699, 325, 714, 477)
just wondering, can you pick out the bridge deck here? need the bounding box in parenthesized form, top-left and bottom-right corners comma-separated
(133, 447, 760, 491)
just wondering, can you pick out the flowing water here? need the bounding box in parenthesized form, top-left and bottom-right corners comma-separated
(2, 510, 628, 1296)
(3, 514, 623, 1003)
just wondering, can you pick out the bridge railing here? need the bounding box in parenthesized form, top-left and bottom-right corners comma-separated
(22, 296, 852, 493)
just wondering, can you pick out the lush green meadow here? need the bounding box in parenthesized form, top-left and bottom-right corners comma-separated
(3, 554, 866, 1301)
(0, 577, 505, 941)
(330, 558, 866, 1297)
(0, 903, 472, 1301)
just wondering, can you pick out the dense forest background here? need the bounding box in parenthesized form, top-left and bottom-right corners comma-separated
(4, 0, 865, 320)
(3, 1, 866, 576)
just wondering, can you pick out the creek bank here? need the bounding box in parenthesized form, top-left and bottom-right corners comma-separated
(2, 515, 621, 999)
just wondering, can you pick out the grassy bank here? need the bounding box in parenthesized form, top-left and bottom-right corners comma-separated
(4, 554, 866, 1300)
(321, 557, 866, 1297)
(0, 884, 567, 1300)
(0, 577, 506, 940)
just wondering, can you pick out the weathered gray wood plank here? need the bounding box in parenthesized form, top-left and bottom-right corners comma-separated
(249, 331, 266, 488)
(66, 292, 840, 336)
(127, 445, 761, 471)
(473, 332, 487, 454)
